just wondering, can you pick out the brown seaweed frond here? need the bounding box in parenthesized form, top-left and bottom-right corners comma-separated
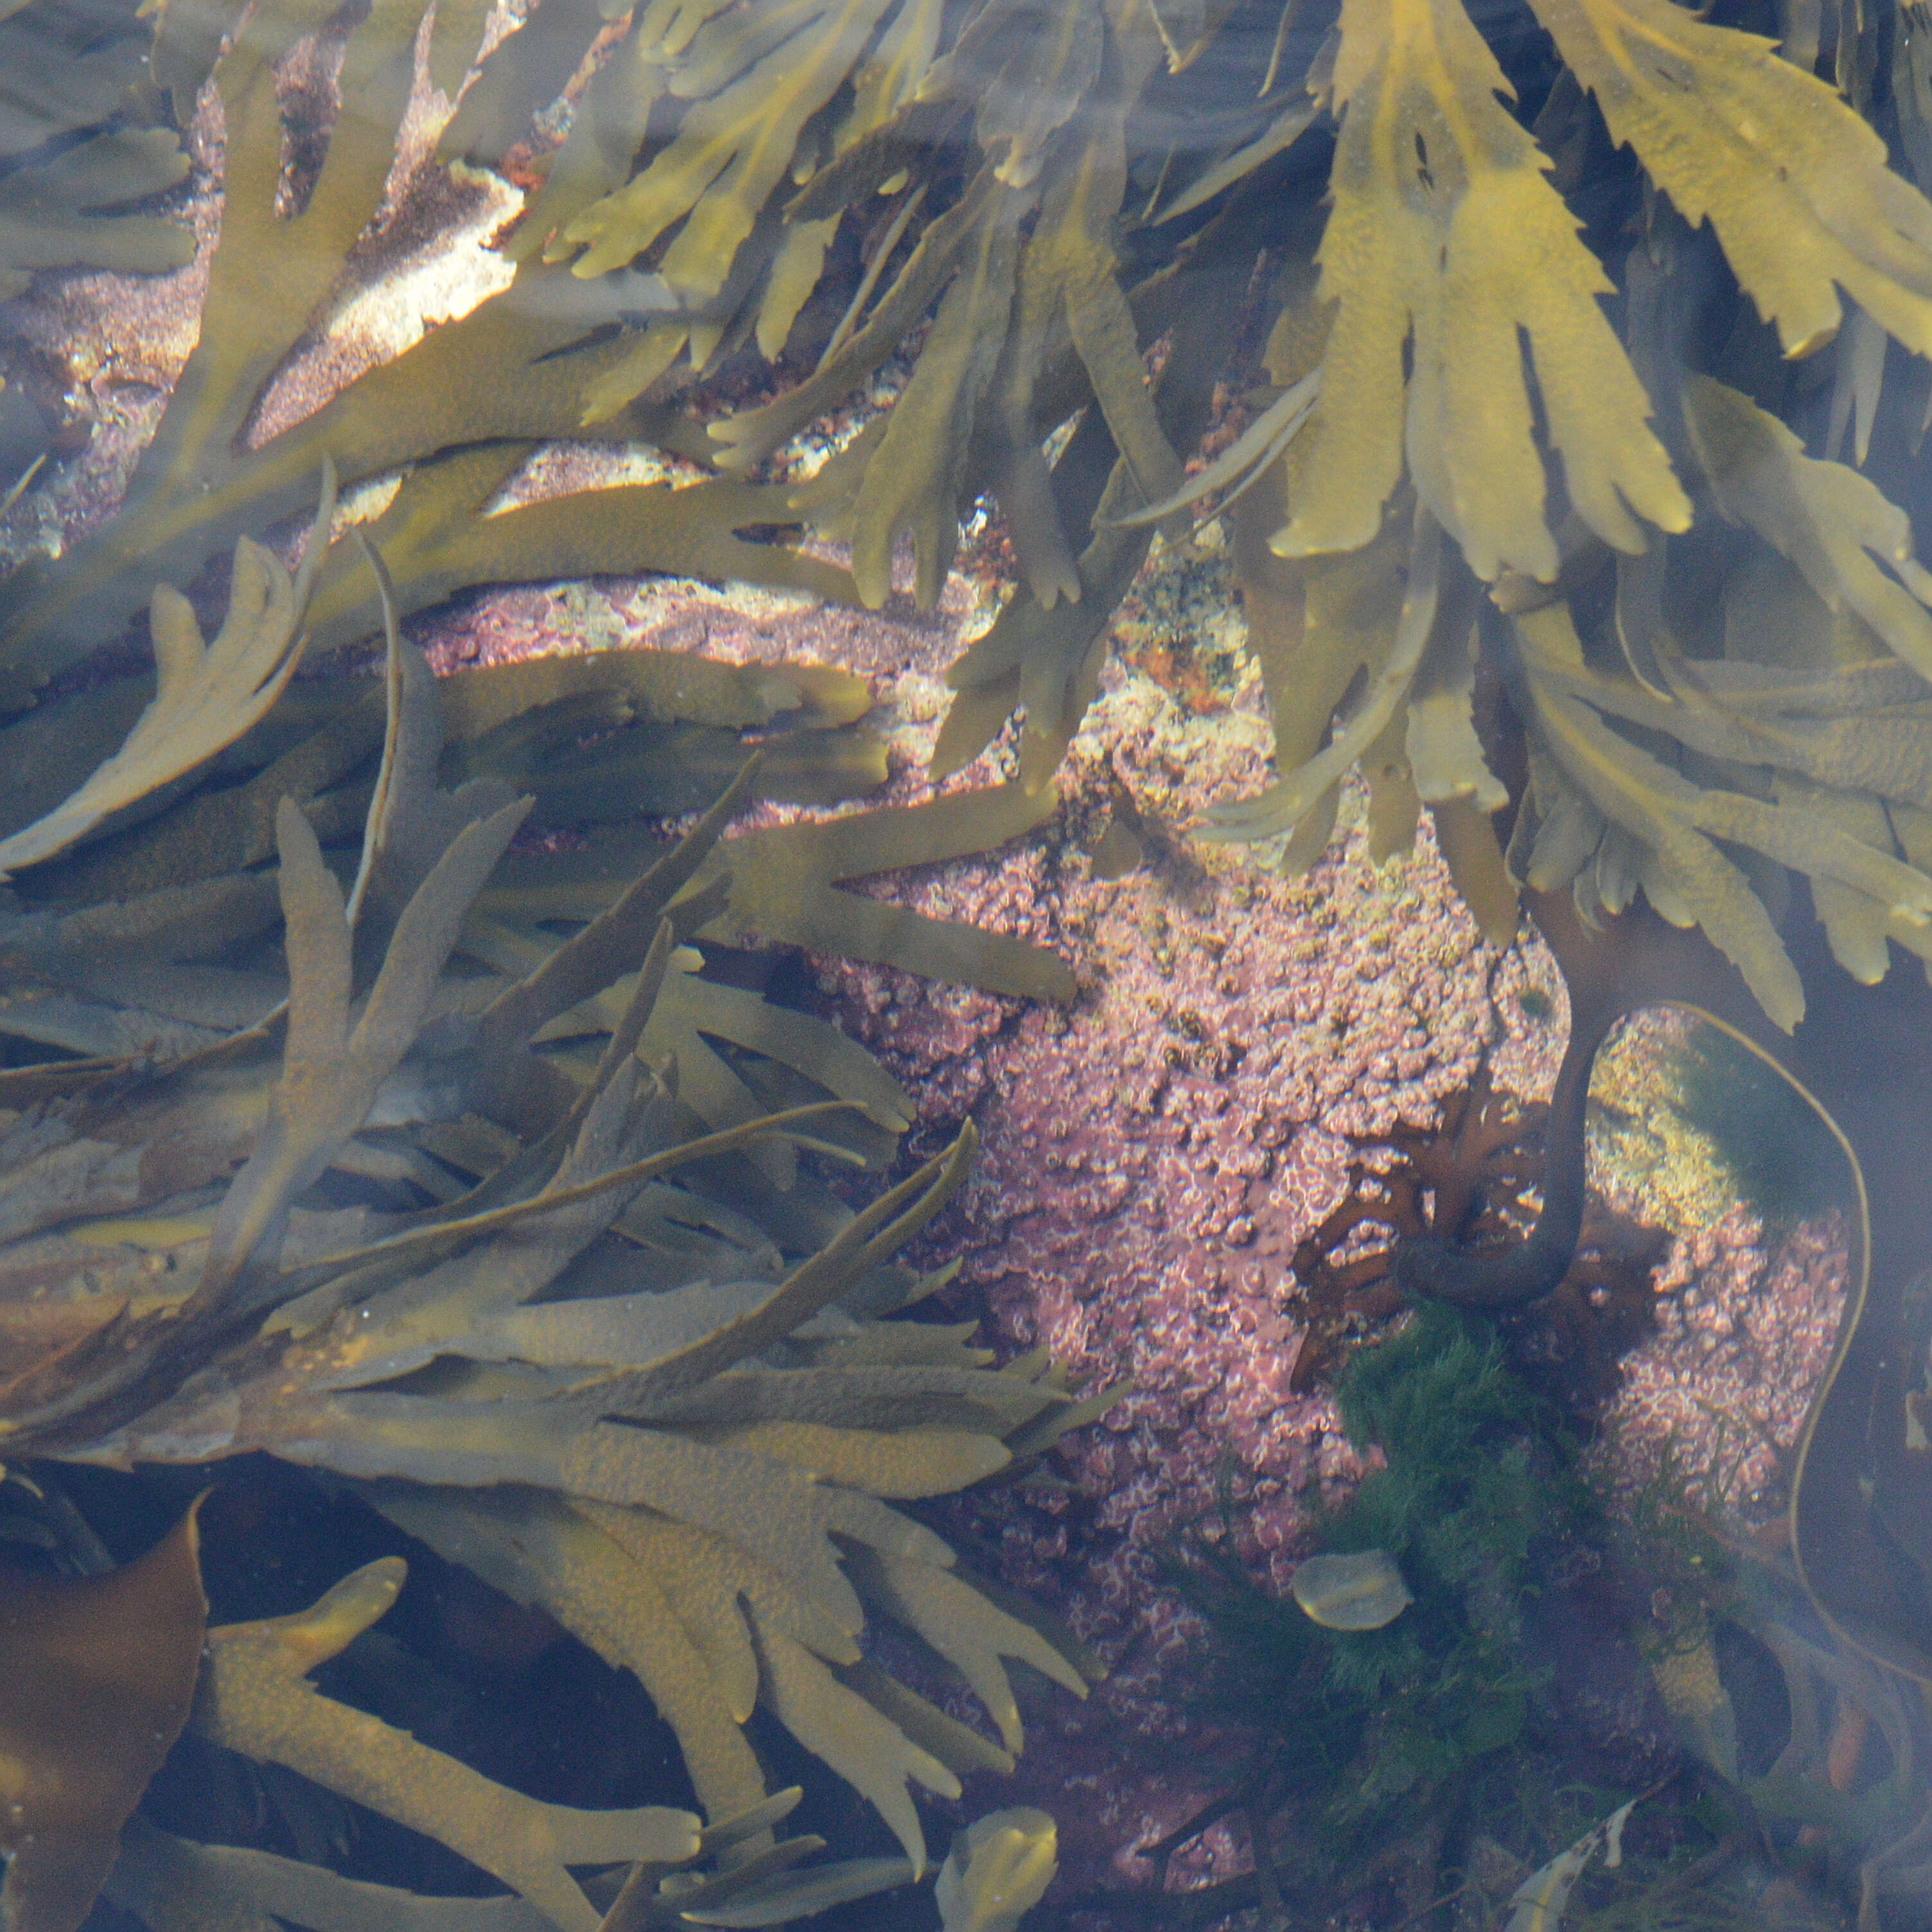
(0, 0, 195, 303)
(0, 1500, 206, 1932)
(188, 1558, 701, 1932)
(0, 0, 1078, 996)
(0, 537, 1100, 1928)
(1287, 1064, 1665, 1407)
(0, 1516, 853, 1932)
(0, 0, 853, 698)
(468, 0, 1932, 1034)
(13, 0, 1932, 1030)
(430, 0, 1932, 1033)
(1748, 1617, 1932, 1922)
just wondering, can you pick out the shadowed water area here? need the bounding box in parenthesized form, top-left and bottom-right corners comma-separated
(2, 0, 1932, 1928)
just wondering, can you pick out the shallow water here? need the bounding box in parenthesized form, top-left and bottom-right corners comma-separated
(3, 1, 1932, 1929)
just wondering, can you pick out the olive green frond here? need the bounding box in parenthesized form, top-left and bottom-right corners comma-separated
(1680, 373, 1932, 682)
(0, 566, 1098, 1887)
(685, 784, 1076, 997)
(1275, 0, 1689, 582)
(0, 124, 193, 297)
(1531, 0, 1932, 361)
(0, 479, 335, 881)
(193, 1560, 703, 1932)
(0, 0, 860, 700)
(556, 0, 908, 293)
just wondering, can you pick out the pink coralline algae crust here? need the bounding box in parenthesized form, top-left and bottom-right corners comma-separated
(780, 601, 1847, 1899)
(1595, 1207, 1849, 1513)
(814, 649, 1572, 1708)
(415, 568, 967, 692)
(1576, 1010, 1852, 1516)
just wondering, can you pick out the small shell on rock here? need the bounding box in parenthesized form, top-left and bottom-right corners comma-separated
(1291, 1550, 1414, 1629)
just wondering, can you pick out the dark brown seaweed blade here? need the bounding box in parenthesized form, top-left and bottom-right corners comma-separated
(0, 1498, 208, 1932)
